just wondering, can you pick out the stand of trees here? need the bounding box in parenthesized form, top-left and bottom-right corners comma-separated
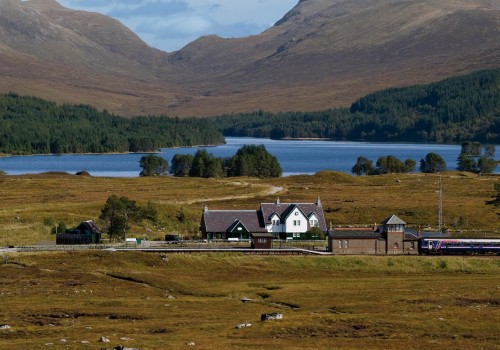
(0, 93, 224, 155)
(99, 195, 158, 241)
(139, 155, 169, 176)
(457, 141, 497, 174)
(213, 69, 500, 144)
(171, 145, 282, 178)
(351, 155, 415, 175)
(420, 153, 447, 173)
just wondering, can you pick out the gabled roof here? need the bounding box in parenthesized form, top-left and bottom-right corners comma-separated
(227, 220, 250, 234)
(281, 204, 307, 221)
(76, 220, 101, 234)
(202, 210, 266, 233)
(382, 215, 406, 225)
(308, 212, 319, 219)
(268, 212, 281, 220)
(261, 202, 327, 231)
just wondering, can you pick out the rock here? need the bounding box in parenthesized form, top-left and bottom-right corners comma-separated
(0, 325, 11, 330)
(81, 340, 90, 344)
(60, 339, 67, 342)
(236, 323, 252, 329)
(261, 313, 283, 321)
(187, 342, 195, 346)
(240, 298, 252, 303)
(100, 336, 110, 343)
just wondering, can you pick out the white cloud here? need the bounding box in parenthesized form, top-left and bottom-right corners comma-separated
(57, 0, 298, 51)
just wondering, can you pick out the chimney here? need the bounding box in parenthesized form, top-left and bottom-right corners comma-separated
(204, 205, 208, 212)
(316, 196, 322, 207)
(276, 197, 280, 204)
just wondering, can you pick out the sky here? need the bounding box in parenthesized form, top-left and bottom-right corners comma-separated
(57, 0, 299, 52)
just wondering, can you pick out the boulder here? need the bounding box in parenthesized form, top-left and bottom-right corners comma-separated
(100, 336, 110, 343)
(236, 323, 252, 329)
(261, 313, 283, 321)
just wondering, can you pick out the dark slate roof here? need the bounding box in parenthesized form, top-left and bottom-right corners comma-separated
(382, 215, 406, 225)
(250, 232, 273, 238)
(330, 227, 382, 239)
(202, 210, 267, 233)
(260, 202, 327, 231)
(403, 228, 419, 241)
(76, 220, 101, 234)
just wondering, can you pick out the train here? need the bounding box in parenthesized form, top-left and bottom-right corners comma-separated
(418, 238, 500, 255)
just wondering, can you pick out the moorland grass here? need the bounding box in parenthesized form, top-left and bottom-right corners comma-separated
(0, 171, 498, 246)
(0, 252, 499, 349)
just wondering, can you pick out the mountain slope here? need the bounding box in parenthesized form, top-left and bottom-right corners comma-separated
(0, 0, 498, 117)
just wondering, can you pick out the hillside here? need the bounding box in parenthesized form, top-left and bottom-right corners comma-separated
(0, 0, 498, 116)
(214, 68, 500, 143)
(1, 69, 498, 155)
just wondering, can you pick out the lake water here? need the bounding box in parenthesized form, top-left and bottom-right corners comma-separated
(0, 137, 497, 177)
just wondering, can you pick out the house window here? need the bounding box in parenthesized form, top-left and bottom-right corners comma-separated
(293, 232, 300, 238)
(258, 238, 267, 244)
(310, 219, 318, 227)
(339, 240, 342, 248)
(272, 219, 280, 226)
(344, 240, 348, 248)
(293, 220, 301, 226)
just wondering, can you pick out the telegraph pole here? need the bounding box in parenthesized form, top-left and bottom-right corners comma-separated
(438, 175, 443, 234)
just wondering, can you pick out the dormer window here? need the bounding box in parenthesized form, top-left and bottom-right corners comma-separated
(272, 219, 280, 226)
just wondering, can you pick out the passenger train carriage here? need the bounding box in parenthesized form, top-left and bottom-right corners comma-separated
(419, 238, 500, 255)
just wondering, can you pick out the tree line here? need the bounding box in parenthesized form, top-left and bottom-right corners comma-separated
(0, 93, 224, 155)
(1, 68, 499, 156)
(351, 142, 496, 176)
(212, 68, 500, 144)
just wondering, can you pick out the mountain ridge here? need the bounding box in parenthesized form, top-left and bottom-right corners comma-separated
(0, 0, 498, 117)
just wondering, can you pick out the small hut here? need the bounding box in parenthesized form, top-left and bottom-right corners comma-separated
(250, 232, 273, 249)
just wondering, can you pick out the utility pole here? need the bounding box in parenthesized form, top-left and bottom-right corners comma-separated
(438, 175, 443, 234)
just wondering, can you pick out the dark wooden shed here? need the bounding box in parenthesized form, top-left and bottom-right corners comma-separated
(56, 220, 101, 245)
(250, 232, 273, 249)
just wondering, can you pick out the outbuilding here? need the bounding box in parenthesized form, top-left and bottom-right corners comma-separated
(328, 215, 419, 255)
(250, 232, 273, 249)
(56, 220, 101, 245)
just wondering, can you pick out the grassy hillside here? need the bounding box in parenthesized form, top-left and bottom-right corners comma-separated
(0, 171, 498, 246)
(216, 68, 500, 143)
(1, 252, 499, 349)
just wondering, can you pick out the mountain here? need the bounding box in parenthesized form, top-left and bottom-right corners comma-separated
(0, 0, 499, 117)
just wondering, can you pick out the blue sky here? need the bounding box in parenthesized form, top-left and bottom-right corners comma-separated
(57, 0, 299, 52)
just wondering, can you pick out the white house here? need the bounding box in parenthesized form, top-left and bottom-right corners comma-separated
(201, 197, 327, 240)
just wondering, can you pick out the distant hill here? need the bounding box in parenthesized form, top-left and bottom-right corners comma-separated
(214, 68, 500, 144)
(0, 0, 498, 116)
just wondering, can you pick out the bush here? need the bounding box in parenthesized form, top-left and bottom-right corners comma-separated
(75, 170, 91, 176)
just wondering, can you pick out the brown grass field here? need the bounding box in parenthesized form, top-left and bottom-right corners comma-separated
(0, 171, 498, 246)
(0, 252, 499, 349)
(0, 172, 499, 348)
